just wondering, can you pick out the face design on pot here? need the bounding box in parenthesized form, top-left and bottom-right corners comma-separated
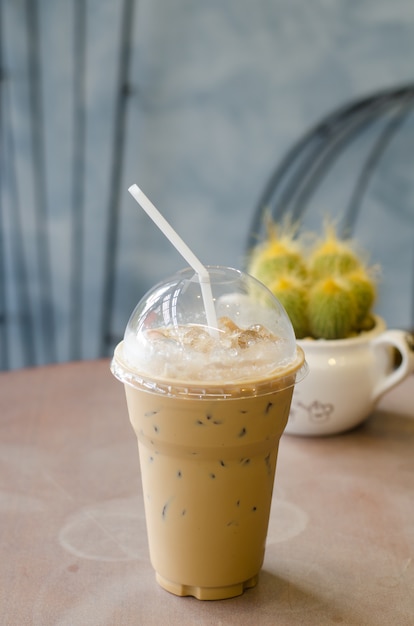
(290, 400, 334, 424)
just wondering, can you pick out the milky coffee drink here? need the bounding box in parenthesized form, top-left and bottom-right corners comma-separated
(111, 266, 307, 600)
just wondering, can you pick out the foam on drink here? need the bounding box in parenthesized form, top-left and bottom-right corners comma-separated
(114, 267, 307, 397)
(123, 317, 295, 383)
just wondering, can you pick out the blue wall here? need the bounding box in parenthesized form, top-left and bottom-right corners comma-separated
(1, 0, 414, 368)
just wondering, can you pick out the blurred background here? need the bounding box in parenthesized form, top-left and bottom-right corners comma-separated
(1, 0, 414, 370)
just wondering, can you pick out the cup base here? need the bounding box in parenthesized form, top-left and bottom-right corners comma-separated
(155, 572, 259, 600)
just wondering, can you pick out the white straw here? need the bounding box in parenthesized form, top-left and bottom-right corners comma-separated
(128, 184, 218, 333)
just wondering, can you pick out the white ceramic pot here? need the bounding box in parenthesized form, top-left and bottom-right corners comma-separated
(287, 316, 414, 436)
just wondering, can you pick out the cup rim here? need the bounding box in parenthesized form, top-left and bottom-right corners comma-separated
(111, 341, 308, 399)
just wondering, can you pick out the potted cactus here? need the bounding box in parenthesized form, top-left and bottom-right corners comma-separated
(247, 221, 414, 436)
(247, 221, 377, 341)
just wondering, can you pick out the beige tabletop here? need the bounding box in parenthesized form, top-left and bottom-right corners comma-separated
(1, 360, 413, 626)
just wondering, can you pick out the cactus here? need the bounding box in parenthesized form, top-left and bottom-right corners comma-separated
(268, 274, 309, 339)
(308, 277, 357, 339)
(344, 268, 377, 326)
(248, 221, 378, 340)
(308, 226, 361, 278)
(249, 249, 307, 285)
(248, 221, 307, 286)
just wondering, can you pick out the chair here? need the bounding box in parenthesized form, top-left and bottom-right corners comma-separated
(0, 0, 136, 370)
(246, 84, 414, 331)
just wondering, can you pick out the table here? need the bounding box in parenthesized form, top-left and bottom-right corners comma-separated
(1, 360, 413, 625)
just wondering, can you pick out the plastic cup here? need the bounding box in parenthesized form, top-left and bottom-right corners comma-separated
(111, 266, 307, 600)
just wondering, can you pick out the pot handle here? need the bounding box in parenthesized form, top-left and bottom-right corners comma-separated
(372, 330, 414, 402)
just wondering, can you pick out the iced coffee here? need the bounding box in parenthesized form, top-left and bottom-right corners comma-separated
(111, 266, 306, 600)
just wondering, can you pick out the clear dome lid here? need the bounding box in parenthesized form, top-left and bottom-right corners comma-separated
(111, 266, 307, 397)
